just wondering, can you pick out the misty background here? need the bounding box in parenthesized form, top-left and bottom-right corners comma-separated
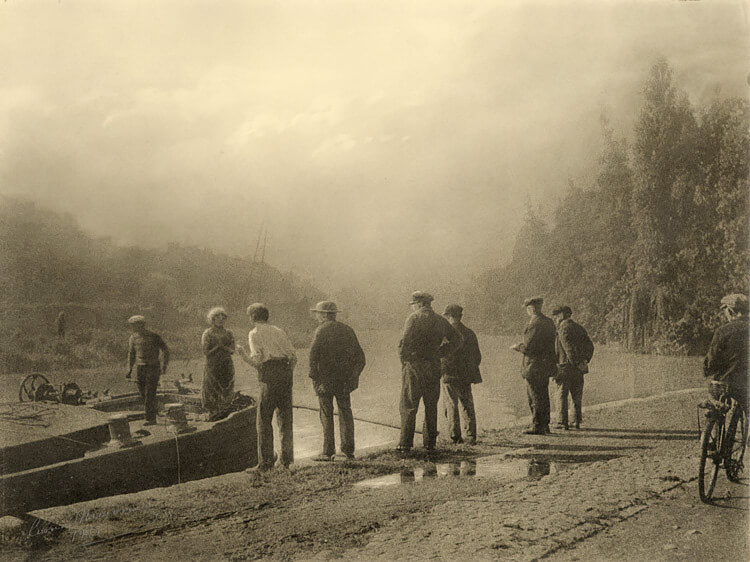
(0, 1, 747, 322)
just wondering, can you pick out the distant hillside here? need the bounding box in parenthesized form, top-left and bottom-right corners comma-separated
(0, 197, 323, 373)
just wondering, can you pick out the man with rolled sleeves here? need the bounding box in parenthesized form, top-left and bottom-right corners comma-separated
(308, 301, 366, 461)
(704, 293, 749, 414)
(551, 305, 594, 430)
(441, 304, 482, 445)
(511, 297, 556, 435)
(397, 291, 462, 453)
(125, 315, 170, 426)
(237, 303, 297, 471)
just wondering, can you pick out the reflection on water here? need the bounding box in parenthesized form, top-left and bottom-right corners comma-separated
(355, 455, 557, 489)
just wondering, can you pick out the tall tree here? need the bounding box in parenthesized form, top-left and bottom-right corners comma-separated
(627, 57, 699, 350)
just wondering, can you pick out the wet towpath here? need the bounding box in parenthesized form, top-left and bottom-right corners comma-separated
(6, 387, 745, 561)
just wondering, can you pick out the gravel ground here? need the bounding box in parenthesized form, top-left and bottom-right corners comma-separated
(2, 388, 747, 561)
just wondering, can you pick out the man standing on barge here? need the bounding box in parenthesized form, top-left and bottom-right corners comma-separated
(125, 315, 170, 426)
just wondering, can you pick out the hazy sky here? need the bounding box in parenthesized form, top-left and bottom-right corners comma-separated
(0, 1, 747, 302)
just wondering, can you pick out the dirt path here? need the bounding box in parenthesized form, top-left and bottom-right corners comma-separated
(2, 388, 747, 561)
(552, 480, 748, 561)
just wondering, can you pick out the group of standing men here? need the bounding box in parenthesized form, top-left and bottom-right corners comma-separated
(122, 290, 596, 470)
(122, 291, 485, 469)
(396, 291, 482, 453)
(511, 297, 594, 435)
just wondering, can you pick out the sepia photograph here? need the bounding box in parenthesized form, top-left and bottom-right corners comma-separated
(0, 1, 748, 560)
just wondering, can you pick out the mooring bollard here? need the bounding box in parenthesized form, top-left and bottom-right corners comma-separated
(107, 414, 141, 448)
(165, 403, 195, 434)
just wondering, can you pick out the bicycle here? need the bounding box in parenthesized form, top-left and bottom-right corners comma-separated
(697, 380, 748, 502)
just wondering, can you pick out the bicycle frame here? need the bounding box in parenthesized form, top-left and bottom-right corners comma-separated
(697, 381, 747, 502)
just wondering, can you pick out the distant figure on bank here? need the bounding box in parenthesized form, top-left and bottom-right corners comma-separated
(511, 297, 556, 435)
(125, 315, 170, 426)
(237, 303, 297, 472)
(201, 307, 236, 420)
(441, 304, 482, 445)
(397, 291, 462, 453)
(56, 311, 66, 339)
(550, 306, 594, 430)
(704, 294, 749, 413)
(308, 301, 366, 461)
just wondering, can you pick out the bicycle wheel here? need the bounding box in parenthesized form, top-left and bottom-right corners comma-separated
(699, 417, 723, 502)
(725, 406, 747, 482)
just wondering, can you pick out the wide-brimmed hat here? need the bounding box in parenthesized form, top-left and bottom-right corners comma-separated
(720, 294, 749, 314)
(127, 315, 146, 325)
(310, 301, 341, 314)
(523, 297, 543, 307)
(410, 291, 434, 305)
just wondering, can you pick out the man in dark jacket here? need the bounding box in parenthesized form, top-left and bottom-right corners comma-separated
(441, 304, 482, 444)
(704, 294, 749, 413)
(309, 301, 366, 461)
(125, 315, 170, 425)
(551, 305, 594, 430)
(511, 297, 556, 435)
(397, 291, 462, 453)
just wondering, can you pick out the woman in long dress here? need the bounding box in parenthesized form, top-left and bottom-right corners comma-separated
(201, 307, 235, 419)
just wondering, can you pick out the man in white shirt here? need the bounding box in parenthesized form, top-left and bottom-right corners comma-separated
(238, 303, 297, 471)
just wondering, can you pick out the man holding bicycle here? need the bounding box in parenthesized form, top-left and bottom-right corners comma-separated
(703, 293, 748, 414)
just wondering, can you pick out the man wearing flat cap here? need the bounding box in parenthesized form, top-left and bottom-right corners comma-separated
(125, 315, 170, 425)
(704, 293, 749, 414)
(397, 291, 462, 453)
(308, 301, 366, 461)
(441, 304, 482, 444)
(551, 305, 594, 430)
(511, 297, 556, 434)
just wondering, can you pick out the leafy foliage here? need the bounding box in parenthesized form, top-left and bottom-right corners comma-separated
(470, 59, 749, 354)
(0, 199, 322, 372)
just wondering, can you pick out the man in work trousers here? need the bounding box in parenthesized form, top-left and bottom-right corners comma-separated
(238, 303, 297, 471)
(397, 291, 462, 453)
(308, 301, 366, 461)
(441, 304, 482, 445)
(551, 305, 594, 430)
(511, 297, 556, 435)
(125, 315, 170, 426)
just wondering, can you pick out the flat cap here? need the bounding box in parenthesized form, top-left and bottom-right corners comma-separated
(720, 294, 749, 314)
(127, 315, 146, 324)
(551, 305, 572, 316)
(410, 291, 434, 305)
(310, 301, 341, 313)
(444, 304, 463, 317)
(523, 297, 544, 307)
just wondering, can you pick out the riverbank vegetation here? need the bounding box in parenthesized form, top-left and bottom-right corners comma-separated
(0, 199, 321, 374)
(468, 58, 748, 354)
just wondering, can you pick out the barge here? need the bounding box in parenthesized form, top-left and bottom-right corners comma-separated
(0, 388, 256, 516)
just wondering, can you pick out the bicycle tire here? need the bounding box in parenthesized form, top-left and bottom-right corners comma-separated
(725, 406, 747, 483)
(699, 417, 722, 502)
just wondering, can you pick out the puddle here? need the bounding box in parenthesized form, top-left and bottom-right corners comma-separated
(354, 455, 561, 489)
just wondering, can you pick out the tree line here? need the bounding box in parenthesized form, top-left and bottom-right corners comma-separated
(0, 197, 321, 372)
(466, 58, 749, 354)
